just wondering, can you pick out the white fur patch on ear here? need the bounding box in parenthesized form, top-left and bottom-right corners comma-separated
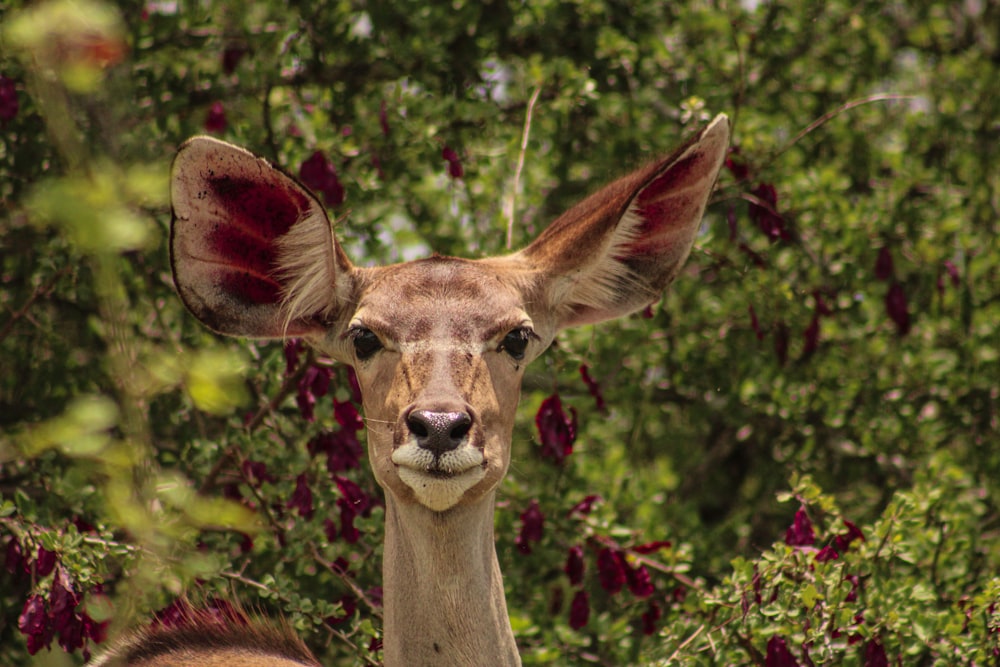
(544, 208, 650, 321)
(276, 209, 343, 334)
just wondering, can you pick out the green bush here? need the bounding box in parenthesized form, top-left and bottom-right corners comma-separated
(1, 0, 997, 664)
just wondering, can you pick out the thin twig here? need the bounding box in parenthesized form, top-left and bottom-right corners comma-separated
(221, 571, 380, 665)
(309, 544, 383, 619)
(0, 266, 72, 344)
(663, 624, 705, 664)
(764, 93, 915, 170)
(505, 87, 541, 250)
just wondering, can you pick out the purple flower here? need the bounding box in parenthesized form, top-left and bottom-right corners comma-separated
(49, 567, 80, 633)
(334, 399, 364, 432)
(886, 282, 911, 336)
(309, 430, 363, 474)
(765, 636, 801, 667)
(6, 537, 27, 576)
(749, 304, 765, 340)
(834, 519, 866, 552)
(328, 595, 357, 624)
(567, 494, 602, 517)
(338, 498, 360, 544)
(596, 548, 627, 594)
(784, 506, 815, 547)
(535, 394, 577, 465)
(725, 147, 749, 181)
(284, 339, 304, 375)
(641, 600, 662, 635)
(0, 75, 18, 123)
(241, 460, 274, 486)
(749, 183, 790, 241)
(221, 45, 246, 74)
(287, 474, 314, 519)
(564, 546, 585, 586)
(298, 151, 345, 207)
(863, 638, 889, 667)
(34, 546, 57, 578)
(442, 146, 463, 179)
(57, 613, 86, 652)
(579, 365, 607, 413)
(845, 573, 861, 602)
(334, 476, 372, 515)
(633, 540, 671, 554)
(874, 247, 894, 281)
(323, 518, 338, 542)
(942, 259, 960, 288)
(204, 102, 226, 134)
(515, 500, 544, 555)
(379, 100, 391, 136)
(626, 562, 654, 598)
(568, 590, 589, 629)
(18, 594, 52, 654)
(814, 546, 839, 562)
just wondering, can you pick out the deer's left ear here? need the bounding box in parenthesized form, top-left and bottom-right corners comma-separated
(519, 114, 730, 329)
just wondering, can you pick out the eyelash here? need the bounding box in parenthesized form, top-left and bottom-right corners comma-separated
(497, 327, 535, 361)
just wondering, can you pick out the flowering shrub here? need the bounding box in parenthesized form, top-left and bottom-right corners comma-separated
(2, 0, 998, 665)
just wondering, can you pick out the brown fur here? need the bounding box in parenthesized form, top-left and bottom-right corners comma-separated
(92, 608, 320, 667)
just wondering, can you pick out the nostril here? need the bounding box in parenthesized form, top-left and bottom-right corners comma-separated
(407, 414, 429, 438)
(406, 409, 472, 454)
(449, 413, 472, 441)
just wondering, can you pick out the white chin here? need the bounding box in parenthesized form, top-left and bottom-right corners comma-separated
(396, 466, 486, 512)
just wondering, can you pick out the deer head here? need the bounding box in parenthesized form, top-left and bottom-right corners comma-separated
(169, 114, 730, 664)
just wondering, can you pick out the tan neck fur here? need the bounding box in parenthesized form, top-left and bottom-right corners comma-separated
(381, 491, 520, 667)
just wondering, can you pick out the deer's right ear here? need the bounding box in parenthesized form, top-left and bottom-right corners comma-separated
(170, 137, 354, 339)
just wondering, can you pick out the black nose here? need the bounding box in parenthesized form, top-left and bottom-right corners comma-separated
(406, 409, 472, 455)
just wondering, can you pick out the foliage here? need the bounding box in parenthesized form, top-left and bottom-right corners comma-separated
(1, 0, 998, 665)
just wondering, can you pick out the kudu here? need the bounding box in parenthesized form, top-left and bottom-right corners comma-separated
(96, 114, 729, 666)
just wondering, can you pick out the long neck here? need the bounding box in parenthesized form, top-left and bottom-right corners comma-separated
(381, 491, 520, 667)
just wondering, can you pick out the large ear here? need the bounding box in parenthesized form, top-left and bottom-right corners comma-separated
(518, 114, 730, 329)
(170, 137, 354, 338)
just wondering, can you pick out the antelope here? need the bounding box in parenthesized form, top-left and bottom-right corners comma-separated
(96, 114, 729, 666)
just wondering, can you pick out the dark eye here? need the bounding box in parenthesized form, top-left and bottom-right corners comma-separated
(498, 327, 532, 361)
(348, 326, 382, 360)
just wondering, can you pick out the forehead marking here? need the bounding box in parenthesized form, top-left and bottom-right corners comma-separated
(398, 339, 486, 355)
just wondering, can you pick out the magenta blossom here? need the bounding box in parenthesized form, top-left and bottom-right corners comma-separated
(784, 506, 815, 547)
(535, 394, 577, 465)
(442, 146, 463, 179)
(765, 636, 801, 667)
(204, 102, 226, 134)
(564, 545, 585, 585)
(515, 500, 544, 555)
(298, 151, 345, 207)
(596, 547, 627, 594)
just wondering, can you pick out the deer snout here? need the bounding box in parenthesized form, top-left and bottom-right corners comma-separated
(405, 408, 472, 455)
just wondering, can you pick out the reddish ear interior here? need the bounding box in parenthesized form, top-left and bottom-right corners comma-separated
(201, 174, 310, 305)
(171, 137, 339, 338)
(623, 152, 709, 258)
(517, 114, 730, 328)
